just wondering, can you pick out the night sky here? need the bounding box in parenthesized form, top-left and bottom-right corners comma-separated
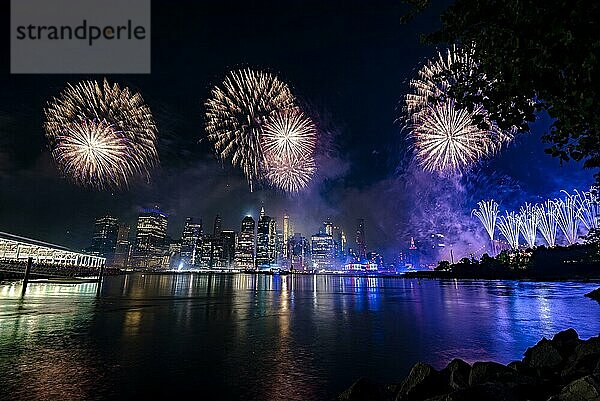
(0, 1, 594, 261)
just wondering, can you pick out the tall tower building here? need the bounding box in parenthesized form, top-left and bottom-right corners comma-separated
(256, 208, 276, 267)
(91, 215, 119, 263)
(180, 217, 202, 266)
(311, 231, 335, 270)
(132, 208, 168, 268)
(235, 215, 255, 270)
(213, 214, 222, 236)
(356, 218, 366, 260)
(323, 218, 333, 236)
(221, 230, 236, 268)
(113, 223, 131, 268)
(282, 212, 290, 258)
(289, 233, 310, 271)
(268, 217, 277, 264)
(332, 225, 345, 263)
(408, 237, 420, 269)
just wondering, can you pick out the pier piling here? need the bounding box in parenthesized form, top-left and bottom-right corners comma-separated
(96, 262, 106, 296)
(21, 257, 33, 296)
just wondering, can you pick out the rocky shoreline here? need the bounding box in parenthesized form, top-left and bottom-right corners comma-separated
(337, 328, 600, 401)
(586, 288, 600, 303)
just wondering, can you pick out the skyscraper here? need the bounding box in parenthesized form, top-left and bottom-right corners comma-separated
(311, 231, 335, 270)
(276, 230, 285, 264)
(235, 215, 255, 270)
(256, 207, 276, 267)
(91, 215, 119, 263)
(132, 208, 168, 268)
(221, 230, 236, 268)
(356, 218, 366, 259)
(289, 233, 310, 271)
(407, 237, 420, 269)
(199, 214, 226, 269)
(282, 212, 290, 258)
(332, 225, 346, 263)
(180, 217, 202, 267)
(213, 214, 222, 236)
(113, 223, 131, 268)
(323, 218, 333, 236)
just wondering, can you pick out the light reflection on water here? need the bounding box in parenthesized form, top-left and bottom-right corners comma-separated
(0, 275, 599, 401)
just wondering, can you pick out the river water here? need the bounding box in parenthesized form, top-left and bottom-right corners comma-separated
(0, 274, 598, 400)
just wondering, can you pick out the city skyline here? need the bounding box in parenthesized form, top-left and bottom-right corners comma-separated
(87, 204, 399, 271)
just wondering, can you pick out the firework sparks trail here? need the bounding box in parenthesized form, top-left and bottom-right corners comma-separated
(205, 69, 296, 190)
(518, 203, 539, 248)
(44, 79, 158, 190)
(471, 200, 499, 252)
(536, 201, 558, 247)
(554, 191, 580, 245)
(497, 211, 521, 250)
(574, 188, 600, 231)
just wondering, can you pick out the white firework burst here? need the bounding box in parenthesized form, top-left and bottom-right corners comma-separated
(44, 79, 158, 190)
(405, 45, 513, 173)
(264, 154, 316, 193)
(205, 69, 296, 190)
(261, 108, 317, 161)
(412, 100, 492, 172)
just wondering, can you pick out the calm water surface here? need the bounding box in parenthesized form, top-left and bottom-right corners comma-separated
(0, 274, 599, 400)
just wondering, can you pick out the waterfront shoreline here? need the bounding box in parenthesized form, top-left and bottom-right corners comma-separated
(337, 328, 600, 401)
(4, 269, 600, 284)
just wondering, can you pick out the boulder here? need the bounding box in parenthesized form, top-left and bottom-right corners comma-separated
(555, 375, 600, 401)
(396, 363, 448, 400)
(440, 383, 517, 401)
(523, 338, 564, 370)
(441, 359, 471, 390)
(573, 336, 600, 360)
(507, 360, 537, 377)
(336, 377, 389, 401)
(562, 336, 600, 380)
(468, 361, 519, 386)
(552, 329, 581, 359)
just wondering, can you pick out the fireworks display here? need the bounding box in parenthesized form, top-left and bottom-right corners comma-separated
(405, 45, 513, 174)
(472, 187, 598, 252)
(262, 108, 317, 162)
(554, 191, 580, 245)
(264, 154, 316, 193)
(536, 201, 558, 247)
(518, 203, 539, 248)
(406, 45, 477, 119)
(471, 200, 498, 244)
(412, 101, 492, 172)
(574, 188, 600, 231)
(497, 211, 521, 250)
(44, 79, 158, 190)
(205, 69, 296, 190)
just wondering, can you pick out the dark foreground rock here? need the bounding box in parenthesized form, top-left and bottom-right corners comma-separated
(586, 288, 600, 303)
(336, 329, 600, 401)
